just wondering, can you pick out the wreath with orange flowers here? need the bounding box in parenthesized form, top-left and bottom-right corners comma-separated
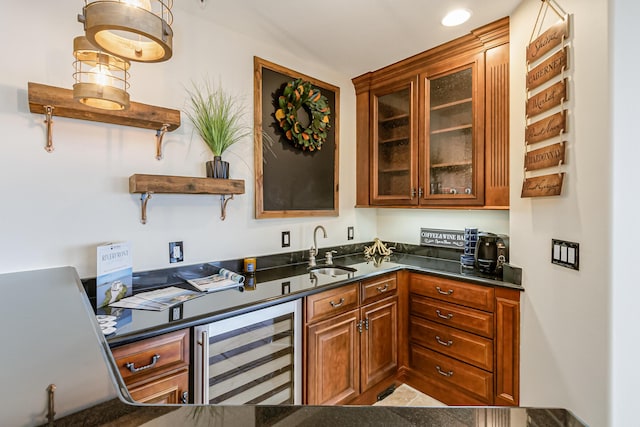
(275, 78, 331, 151)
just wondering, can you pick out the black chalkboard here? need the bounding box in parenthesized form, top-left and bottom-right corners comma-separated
(254, 57, 339, 218)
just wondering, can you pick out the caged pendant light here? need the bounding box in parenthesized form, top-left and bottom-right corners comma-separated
(78, 0, 174, 63)
(73, 35, 131, 110)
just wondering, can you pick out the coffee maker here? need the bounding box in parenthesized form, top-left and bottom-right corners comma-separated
(474, 232, 508, 274)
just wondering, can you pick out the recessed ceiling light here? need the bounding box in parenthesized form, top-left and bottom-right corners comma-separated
(441, 9, 472, 27)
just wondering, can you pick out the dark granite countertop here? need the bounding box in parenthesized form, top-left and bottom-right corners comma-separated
(104, 252, 523, 347)
(54, 398, 588, 426)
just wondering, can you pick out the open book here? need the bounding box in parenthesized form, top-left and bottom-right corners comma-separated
(179, 267, 245, 293)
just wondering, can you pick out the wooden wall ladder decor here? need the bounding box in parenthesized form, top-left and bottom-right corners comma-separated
(27, 82, 181, 159)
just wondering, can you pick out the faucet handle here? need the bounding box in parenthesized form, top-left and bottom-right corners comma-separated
(324, 250, 337, 264)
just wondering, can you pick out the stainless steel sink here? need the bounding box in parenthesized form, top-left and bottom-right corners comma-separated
(308, 265, 357, 277)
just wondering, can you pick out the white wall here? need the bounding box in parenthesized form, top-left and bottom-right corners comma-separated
(510, 1, 611, 426)
(377, 209, 509, 244)
(0, 2, 376, 278)
(610, 1, 640, 426)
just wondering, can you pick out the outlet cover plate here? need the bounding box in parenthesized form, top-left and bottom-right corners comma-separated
(281, 231, 290, 248)
(169, 241, 184, 263)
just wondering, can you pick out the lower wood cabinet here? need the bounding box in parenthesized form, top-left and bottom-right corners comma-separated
(111, 328, 190, 404)
(406, 273, 520, 406)
(304, 274, 398, 405)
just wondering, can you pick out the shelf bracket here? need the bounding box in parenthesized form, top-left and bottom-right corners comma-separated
(44, 105, 54, 153)
(139, 192, 153, 224)
(155, 124, 169, 160)
(220, 194, 234, 221)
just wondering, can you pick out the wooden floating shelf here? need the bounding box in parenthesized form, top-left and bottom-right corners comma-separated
(28, 82, 181, 158)
(129, 174, 245, 223)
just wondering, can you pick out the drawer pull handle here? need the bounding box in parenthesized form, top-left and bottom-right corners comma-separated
(435, 336, 453, 347)
(330, 298, 345, 308)
(435, 309, 453, 320)
(436, 286, 453, 295)
(436, 366, 454, 377)
(376, 284, 389, 293)
(125, 354, 160, 373)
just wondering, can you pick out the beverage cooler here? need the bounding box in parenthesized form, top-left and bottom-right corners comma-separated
(193, 300, 302, 405)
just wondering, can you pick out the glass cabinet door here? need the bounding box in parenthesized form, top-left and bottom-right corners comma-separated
(422, 58, 484, 206)
(371, 80, 418, 205)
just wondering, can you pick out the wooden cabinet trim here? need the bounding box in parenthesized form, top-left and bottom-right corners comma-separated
(494, 288, 521, 406)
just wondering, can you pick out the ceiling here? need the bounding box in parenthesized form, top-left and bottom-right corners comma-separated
(177, 0, 521, 77)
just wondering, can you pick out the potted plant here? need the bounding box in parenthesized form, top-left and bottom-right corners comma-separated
(184, 79, 250, 178)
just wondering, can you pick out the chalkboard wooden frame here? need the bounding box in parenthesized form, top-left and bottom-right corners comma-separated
(253, 57, 340, 218)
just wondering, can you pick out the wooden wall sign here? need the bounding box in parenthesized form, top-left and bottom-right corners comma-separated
(527, 19, 570, 64)
(526, 79, 567, 118)
(521, 173, 564, 198)
(523, 1, 571, 199)
(526, 47, 568, 91)
(525, 110, 567, 145)
(524, 142, 565, 171)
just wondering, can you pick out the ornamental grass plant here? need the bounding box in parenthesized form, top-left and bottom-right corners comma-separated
(184, 79, 250, 157)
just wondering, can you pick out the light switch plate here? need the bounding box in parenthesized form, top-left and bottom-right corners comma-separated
(551, 239, 579, 270)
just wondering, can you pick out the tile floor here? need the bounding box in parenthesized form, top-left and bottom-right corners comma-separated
(373, 384, 446, 407)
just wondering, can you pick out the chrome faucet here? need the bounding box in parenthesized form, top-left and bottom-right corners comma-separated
(309, 225, 327, 267)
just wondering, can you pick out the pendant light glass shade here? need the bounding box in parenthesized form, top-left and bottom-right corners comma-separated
(73, 36, 131, 110)
(78, 0, 173, 63)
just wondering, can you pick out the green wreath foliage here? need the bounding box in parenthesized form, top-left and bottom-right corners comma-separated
(275, 78, 331, 151)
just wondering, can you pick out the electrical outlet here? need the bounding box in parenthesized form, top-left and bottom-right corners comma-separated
(282, 231, 290, 248)
(347, 226, 354, 240)
(551, 239, 579, 270)
(169, 241, 184, 263)
(169, 304, 183, 321)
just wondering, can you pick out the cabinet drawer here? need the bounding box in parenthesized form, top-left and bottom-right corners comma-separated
(410, 294, 494, 338)
(111, 329, 189, 383)
(410, 344, 493, 404)
(410, 274, 495, 312)
(410, 316, 493, 371)
(306, 283, 359, 323)
(129, 369, 189, 404)
(360, 273, 397, 305)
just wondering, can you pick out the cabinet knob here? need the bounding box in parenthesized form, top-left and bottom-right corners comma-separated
(181, 391, 188, 404)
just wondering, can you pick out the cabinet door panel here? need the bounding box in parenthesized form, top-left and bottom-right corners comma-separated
(361, 297, 398, 391)
(420, 53, 485, 206)
(306, 310, 360, 405)
(370, 78, 419, 205)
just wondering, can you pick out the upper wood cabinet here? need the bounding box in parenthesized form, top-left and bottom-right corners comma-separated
(353, 17, 510, 209)
(370, 77, 419, 205)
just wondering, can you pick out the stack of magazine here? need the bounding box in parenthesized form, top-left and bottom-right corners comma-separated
(109, 267, 245, 311)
